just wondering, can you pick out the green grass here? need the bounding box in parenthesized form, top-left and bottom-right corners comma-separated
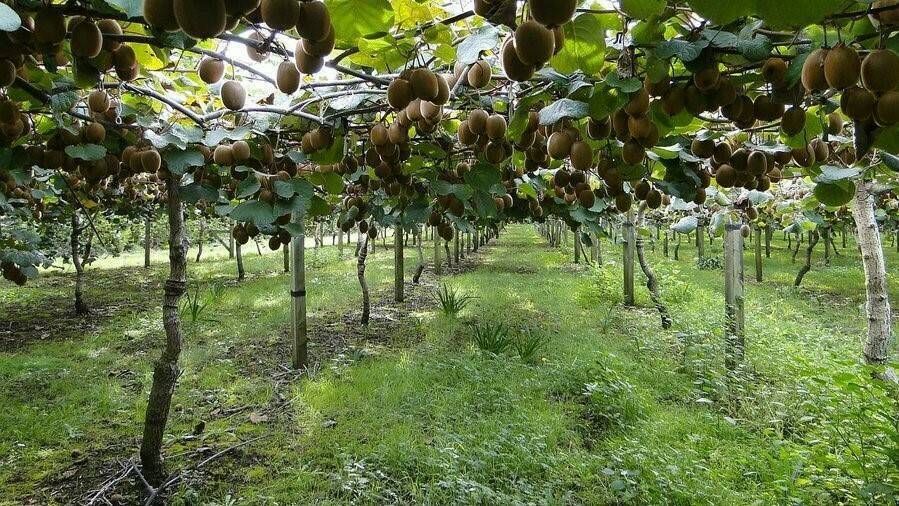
(1, 226, 897, 504)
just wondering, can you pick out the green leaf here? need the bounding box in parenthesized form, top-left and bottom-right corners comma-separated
(308, 171, 345, 194)
(619, 0, 666, 19)
(50, 91, 79, 113)
(686, 0, 750, 24)
(589, 84, 628, 119)
(550, 14, 606, 76)
(463, 163, 503, 192)
(65, 144, 106, 161)
(538, 99, 589, 126)
(655, 39, 709, 62)
(755, 0, 850, 28)
(508, 93, 548, 138)
(103, 0, 143, 19)
(230, 200, 275, 226)
(814, 180, 856, 207)
(814, 165, 860, 184)
(0, 4, 22, 32)
(180, 182, 219, 203)
(164, 149, 204, 175)
(882, 152, 899, 172)
(456, 25, 500, 66)
(327, 0, 394, 43)
(604, 73, 644, 93)
(235, 175, 261, 199)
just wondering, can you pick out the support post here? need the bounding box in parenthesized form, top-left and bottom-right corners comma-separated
(696, 224, 706, 260)
(724, 223, 745, 371)
(623, 211, 636, 307)
(395, 223, 404, 302)
(290, 213, 307, 369)
(144, 215, 152, 268)
(433, 226, 442, 275)
(754, 224, 763, 282)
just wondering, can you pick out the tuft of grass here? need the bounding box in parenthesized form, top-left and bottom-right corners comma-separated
(433, 283, 476, 317)
(512, 328, 549, 364)
(469, 321, 512, 355)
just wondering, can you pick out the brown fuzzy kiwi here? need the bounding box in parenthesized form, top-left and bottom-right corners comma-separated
(645, 75, 671, 98)
(83, 122, 105, 143)
(410, 68, 439, 101)
(97, 19, 123, 52)
(715, 164, 737, 188)
(530, 0, 576, 27)
(691, 138, 715, 158)
(801, 48, 829, 92)
(301, 24, 335, 57)
(634, 179, 651, 200)
(405, 99, 423, 122)
(213, 145, 233, 165)
(625, 88, 650, 116)
(467, 60, 492, 89)
(875, 90, 899, 126)
(88, 90, 110, 114)
(70, 18, 103, 58)
(294, 42, 324, 73)
(514, 20, 554, 66)
(761, 57, 788, 85)
(622, 139, 645, 165)
(711, 78, 738, 107)
(684, 85, 709, 115)
(260, 0, 299, 31)
(388, 121, 408, 144)
(432, 74, 450, 105)
(811, 138, 830, 162)
(144, 0, 181, 31)
(141, 149, 162, 173)
(661, 85, 686, 116)
(615, 192, 633, 212)
(578, 189, 595, 209)
(781, 106, 806, 136)
(693, 66, 720, 92)
(547, 131, 573, 160)
(276, 60, 301, 94)
(468, 109, 489, 135)
(792, 144, 816, 167)
(112, 45, 137, 70)
(824, 44, 861, 90)
(861, 49, 899, 93)
(221, 80, 246, 110)
(611, 108, 631, 141)
(501, 38, 535, 82)
(645, 189, 662, 209)
(296, 0, 331, 42)
(570, 141, 593, 170)
(747, 151, 767, 175)
(485, 141, 506, 164)
(387, 78, 413, 110)
(173, 0, 227, 39)
(712, 142, 732, 164)
(587, 117, 611, 139)
(457, 121, 477, 146)
(486, 114, 507, 140)
(34, 8, 66, 45)
(245, 32, 269, 62)
(627, 114, 652, 140)
(0, 60, 16, 88)
(552, 27, 565, 55)
(753, 95, 784, 122)
(840, 86, 877, 121)
(198, 57, 225, 84)
(370, 123, 389, 147)
(231, 140, 251, 161)
(420, 101, 442, 121)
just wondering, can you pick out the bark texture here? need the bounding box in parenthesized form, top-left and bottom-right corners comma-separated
(358, 235, 370, 325)
(71, 212, 89, 315)
(794, 231, 819, 287)
(140, 178, 188, 486)
(637, 208, 672, 329)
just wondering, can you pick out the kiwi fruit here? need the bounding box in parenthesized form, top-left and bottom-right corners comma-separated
(761, 57, 787, 85)
(780, 106, 806, 136)
(801, 48, 829, 92)
(246, 32, 269, 62)
(387, 78, 413, 110)
(405, 99, 423, 122)
(827, 112, 844, 134)
(69, 19, 103, 58)
(467, 60, 492, 89)
(87, 90, 110, 113)
(144, 0, 180, 31)
(276, 60, 301, 94)
(625, 88, 650, 116)
(811, 138, 830, 162)
(231, 140, 251, 161)
(457, 121, 477, 145)
(141, 149, 163, 173)
(221, 80, 246, 110)
(514, 20, 554, 66)
(693, 66, 720, 92)
(294, 42, 324, 73)
(747, 151, 767, 175)
(861, 49, 899, 93)
(296, 0, 331, 42)
(823, 44, 861, 90)
(712, 143, 732, 164)
(410, 68, 439, 101)
(34, 8, 66, 45)
(691, 138, 715, 158)
(83, 122, 105, 143)
(875, 91, 899, 126)
(226, 0, 261, 16)
(715, 164, 737, 188)
(661, 85, 686, 116)
(570, 141, 593, 170)
(468, 109, 489, 135)
(302, 24, 335, 56)
(486, 114, 507, 140)
(627, 115, 652, 140)
(501, 38, 535, 82)
(0, 60, 16, 88)
(587, 117, 611, 139)
(753, 95, 784, 122)
(840, 86, 876, 120)
(622, 140, 645, 165)
(792, 144, 816, 167)
(552, 26, 565, 55)
(645, 189, 662, 209)
(615, 192, 633, 212)
(370, 123, 389, 146)
(530, 0, 577, 26)
(174, 0, 227, 39)
(547, 131, 573, 159)
(198, 57, 226, 84)
(261, 0, 300, 31)
(388, 121, 408, 144)
(870, 0, 899, 26)
(96, 20, 123, 52)
(577, 189, 595, 209)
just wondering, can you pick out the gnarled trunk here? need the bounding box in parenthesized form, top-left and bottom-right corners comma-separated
(358, 235, 370, 325)
(852, 181, 893, 366)
(140, 177, 188, 486)
(71, 212, 89, 315)
(794, 231, 819, 287)
(637, 208, 671, 329)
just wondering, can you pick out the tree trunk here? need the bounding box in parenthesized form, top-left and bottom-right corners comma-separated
(791, 233, 802, 263)
(794, 231, 819, 287)
(852, 181, 894, 366)
(144, 215, 152, 268)
(195, 219, 205, 263)
(236, 243, 245, 281)
(623, 210, 635, 307)
(227, 231, 235, 259)
(764, 226, 773, 258)
(663, 229, 669, 258)
(395, 224, 404, 302)
(290, 214, 307, 369)
(71, 212, 89, 315)
(637, 208, 671, 329)
(754, 225, 763, 282)
(413, 227, 425, 284)
(674, 233, 680, 260)
(724, 223, 745, 371)
(358, 236, 370, 325)
(283, 242, 290, 273)
(140, 177, 188, 486)
(696, 224, 705, 260)
(337, 226, 344, 257)
(574, 228, 581, 264)
(823, 228, 831, 266)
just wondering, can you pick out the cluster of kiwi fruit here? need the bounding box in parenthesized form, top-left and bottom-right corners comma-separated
(693, 137, 789, 191)
(545, 120, 595, 169)
(387, 67, 450, 128)
(300, 127, 335, 154)
(339, 196, 379, 239)
(550, 168, 597, 209)
(453, 59, 493, 90)
(801, 44, 899, 127)
(869, 0, 899, 27)
(456, 108, 514, 165)
(500, 0, 572, 82)
(427, 208, 457, 242)
(610, 88, 660, 165)
(0, 97, 31, 146)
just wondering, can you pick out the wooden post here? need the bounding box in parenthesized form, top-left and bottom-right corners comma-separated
(724, 223, 745, 371)
(696, 224, 706, 260)
(454, 225, 460, 264)
(144, 215, 152, 268)
(290, 212, 307, 369)
(283, 242, 290, 273)
(623, 211, 636, 307)
(574, 228, 581, 264)
(433, 226, 442, 275)
(754, 225, 763, 282)
(236, 242, 245, 281)
(337, 226, 344, 257)
(663, 229, 669, 258)
(395, 224, 404, 302)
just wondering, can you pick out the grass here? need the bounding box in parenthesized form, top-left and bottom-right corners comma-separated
(0, 225, 897, 504)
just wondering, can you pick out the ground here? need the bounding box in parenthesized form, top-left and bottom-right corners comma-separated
(1, 224, 897, 505)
